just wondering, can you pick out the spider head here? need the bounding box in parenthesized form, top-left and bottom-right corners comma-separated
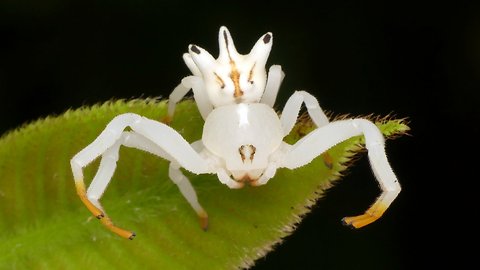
(184, 26, 273, 107)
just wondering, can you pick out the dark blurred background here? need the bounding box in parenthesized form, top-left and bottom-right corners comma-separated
(1, 0, 478, 269)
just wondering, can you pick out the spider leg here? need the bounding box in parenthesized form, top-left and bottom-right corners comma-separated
(282, 119, 401, 228)
(169, 163, 209, 230)
(280, 90, 330, 136)
(216, 168, 244, 189)
(167, 75, 213, 122)
(166, 77, 192, 123)
(72, 133, 137, 239)
(71, 113, 212, 239)
(260, 65, 285, 107)
(279, 91, 334, 168)
(168, 140, 209, 230)
(89, 132, 210, 232)
(251, 159, 279, 187)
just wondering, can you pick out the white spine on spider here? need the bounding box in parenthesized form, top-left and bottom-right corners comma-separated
(184, 26, 273, 107)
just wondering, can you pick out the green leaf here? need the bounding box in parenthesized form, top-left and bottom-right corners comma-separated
(0, 99, 409, 269)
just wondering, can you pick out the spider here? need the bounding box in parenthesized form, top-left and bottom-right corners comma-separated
(71, 27, 401, 240)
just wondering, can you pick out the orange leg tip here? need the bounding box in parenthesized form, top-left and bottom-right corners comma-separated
(342, 202, 388, 228)
(322, 152, 333, 169)
(342, 212, 384, 228)
(341, 217, 356, 228)
(353, 218, 377, 228)
(342, 216, 375, 229)
(161, 115, 173, 125)
(112, 226, 137, 239)
(198, 212, 209, 231)
(115, 230, 136, 240)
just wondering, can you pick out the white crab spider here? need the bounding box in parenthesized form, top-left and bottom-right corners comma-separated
(70, 29, 401, 240)
(70, 91, 400, 239)
(167, 26, 285, 121)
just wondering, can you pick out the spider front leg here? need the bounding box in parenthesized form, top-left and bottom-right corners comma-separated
(251, 91, 331, 187)
(167, 75, 213, 122)
(260, 65, 285, 107)
(280, 90, 330, 136)
(71, 113, 212, 239)
(282, 119, 401, 228)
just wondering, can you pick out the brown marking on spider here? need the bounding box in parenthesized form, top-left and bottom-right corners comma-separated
(229, 62, 243, 98)
(238, 144, 256, 162)
(214, 72, 225, 89)
(222, 29, 244, 98)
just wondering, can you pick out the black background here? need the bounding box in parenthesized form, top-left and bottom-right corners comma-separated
(0, 1, 478, 269)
